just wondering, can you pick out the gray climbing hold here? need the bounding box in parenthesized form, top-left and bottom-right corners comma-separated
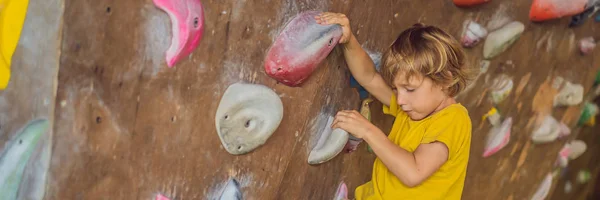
(215, 83, 284, 155)
(0, 119, 50, 200)
(483, 21, 525, 59)
(308, 116, 349, 165)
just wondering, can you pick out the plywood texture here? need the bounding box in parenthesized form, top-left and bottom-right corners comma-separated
(48, 0, 600, 199)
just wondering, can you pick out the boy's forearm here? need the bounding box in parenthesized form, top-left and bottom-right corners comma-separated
(342, 35, 377, 86)
(364, 129, 421, 187)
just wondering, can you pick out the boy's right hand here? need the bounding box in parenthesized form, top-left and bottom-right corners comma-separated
(315, 12, 353, 44)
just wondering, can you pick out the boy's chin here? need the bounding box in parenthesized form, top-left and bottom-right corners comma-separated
(407, 112, 426, 121)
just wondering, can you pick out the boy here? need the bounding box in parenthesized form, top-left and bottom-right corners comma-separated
(316, 13, 473, 200)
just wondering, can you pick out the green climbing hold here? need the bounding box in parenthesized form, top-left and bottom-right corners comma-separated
(577, 170, 591, 184)
(577, 102, 598, 127)
(594, 70, 600, 87)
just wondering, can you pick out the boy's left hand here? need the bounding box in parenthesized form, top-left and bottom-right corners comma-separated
(332, 110, 379, 139)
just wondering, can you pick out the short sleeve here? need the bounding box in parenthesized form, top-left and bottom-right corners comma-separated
(421, 106, 471, 157)
(382, 94, 399, 117)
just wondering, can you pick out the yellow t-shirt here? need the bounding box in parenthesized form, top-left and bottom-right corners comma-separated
(355, 94, 472, 200)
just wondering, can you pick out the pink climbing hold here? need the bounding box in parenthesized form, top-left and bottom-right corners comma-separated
(264, 11, 343, 87)
(155, 194, 171, 200)
(579, 37, 596, 55)
(334, 181, 348, 200)
(153, 0, 205, 67)
(483, 117, 512, 158)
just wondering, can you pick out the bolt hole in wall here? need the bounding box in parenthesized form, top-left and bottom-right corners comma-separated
(96, 116, 101, 124)
(106, 7, 111, 13)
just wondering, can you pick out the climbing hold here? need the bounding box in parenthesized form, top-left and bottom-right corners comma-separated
(531, 115, 570, 144)
(344, 98, 373, 153)
(153, 0, 205, 67)
(359, 98, 373, 121)
(596, 13, 600, 22)
(453, 0, 490, 7)
(531, 173, 553, 200)
(480, 60, 491, 74)
(0, 0, 29, 89)
(554, 81, 584, 107)
(215, 83, 284, 155)
(483, 117, 512, 158)
(556, 144, 570, 168)
(482, 107, 502, 127)
(564, 181, 573, 194)
(155, 194, 171, 200)
(489, 74, 514, 104)
(461, 20, 488, 48)
(219, 179, 243, 200)
(350, 50, 381, 99)
(556, 140, 587, 168)
(333, 181, 348, 200)
(483, 21, 524, 59)
(0, 119, 50, 200)
(579, 37, 596, 55)
(264, 11, 343, 86)
(568, 140, 587, 160)
(577, 102, 599, 126)
(577, 170, 591, 184)
(529, 0, 588, 22)
(569, 2, 600, 27)
(308, 116, 349, 165)
(594, 70, 600, 87)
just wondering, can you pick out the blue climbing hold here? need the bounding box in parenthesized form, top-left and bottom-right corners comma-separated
(350, 76, 369, 100)
(596, 14, 600, 22)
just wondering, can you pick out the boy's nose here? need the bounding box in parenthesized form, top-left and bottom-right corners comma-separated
(397, 95, 407, 106)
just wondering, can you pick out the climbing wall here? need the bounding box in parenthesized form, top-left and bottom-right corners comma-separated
(40, 0, 600, 199)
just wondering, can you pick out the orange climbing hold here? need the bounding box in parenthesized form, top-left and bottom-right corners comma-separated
(529, 0, 588, 22)
(453, 0, 490, 7)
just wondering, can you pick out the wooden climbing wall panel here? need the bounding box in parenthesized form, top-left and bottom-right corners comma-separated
(47, 0, 600, 199)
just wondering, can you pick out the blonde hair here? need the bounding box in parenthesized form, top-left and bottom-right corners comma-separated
(381, 23, 473, 97)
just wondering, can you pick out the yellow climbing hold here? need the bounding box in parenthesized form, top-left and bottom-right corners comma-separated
(0, 0, 29, 89)
(360, 98, 373, 121)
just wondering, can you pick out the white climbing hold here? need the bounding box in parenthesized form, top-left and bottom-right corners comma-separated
(531, 173, 552, 200)
(579, 37, 596, 55)
(483, 21, 525, 59)
(461, 20, 488, 48)
(215, 83, 284, 155)
(483, 117, 512, 157)
(489, 74, 513, 104)
(568, 140, 587, 160)
(531, 115, 570, 144)
(308, 116, 349, 165)
(554, 81, 584, 107)
(564, 181, 573, 194)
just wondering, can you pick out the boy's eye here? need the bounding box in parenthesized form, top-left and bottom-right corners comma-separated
(406, 88, 415, 92)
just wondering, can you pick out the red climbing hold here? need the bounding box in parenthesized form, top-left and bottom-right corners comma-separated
(529, 0, 588, 22)
(264, 11, 343, 87)
(453, 0, 491, 7)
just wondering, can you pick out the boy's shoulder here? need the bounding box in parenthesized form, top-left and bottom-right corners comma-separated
(431, 103, 470, 123)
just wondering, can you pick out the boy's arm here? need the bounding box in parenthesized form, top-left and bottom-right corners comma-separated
(342, 35, 395, 106)
(365, 129, 449, 187)
(316, 12, 394, 106)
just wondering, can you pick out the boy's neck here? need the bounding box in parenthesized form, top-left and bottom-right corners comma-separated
(430, 96, 457, 116)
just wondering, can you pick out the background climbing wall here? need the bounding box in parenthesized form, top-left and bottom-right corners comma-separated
(42, 0, 599, 199)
